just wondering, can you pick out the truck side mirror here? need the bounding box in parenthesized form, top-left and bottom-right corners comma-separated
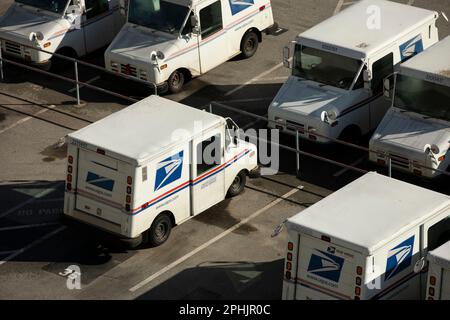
(363, 69, 372, 90)
(190, 15, 199, 34)
(119, 0, 129, 16)
(283, 46, 291, 69)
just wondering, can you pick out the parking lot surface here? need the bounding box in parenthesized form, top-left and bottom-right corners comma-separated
(0, 0, 449, 299)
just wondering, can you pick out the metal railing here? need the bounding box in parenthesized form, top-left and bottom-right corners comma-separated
(0, 38, 447, 180)
(0, 37, 158, 105)
(209, 101, 450, 179)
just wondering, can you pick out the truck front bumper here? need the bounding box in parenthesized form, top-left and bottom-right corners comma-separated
(248, 165, 261, 179)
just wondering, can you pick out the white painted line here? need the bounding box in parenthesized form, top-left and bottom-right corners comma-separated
(129, 185, 303, 293)
(254, 76, 288, 82)
(215, 97, 273, 104)
(0, 222, 60, 232)
(333, 156, 366, 177)
(223, 62, 284, 97)
(0, 226, 66, 266)
(334, 0, 345, 15)
(0, 182, 64, 219)
(0, 104, 58, 135)
(68, 76, 100, 93)
(0, 250, 19, 256)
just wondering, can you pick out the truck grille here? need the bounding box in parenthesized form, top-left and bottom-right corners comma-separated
(389, 153, 410, 169)
(4, 41, 22, 55)
(120, 63, 137, 77)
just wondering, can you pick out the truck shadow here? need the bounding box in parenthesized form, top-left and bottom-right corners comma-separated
(136, 259, 284, 300)
(0, 180, 135, 285)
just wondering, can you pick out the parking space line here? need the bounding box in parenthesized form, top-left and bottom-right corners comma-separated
(254, 76, 288, 82)
(333, 156, 366, 177)
(0, 222, 60, 232)
(334, 0, 346, 15)
(0, 250, 19, 256)
(223, 62, 284, 97)
(129, 185, 303, 293)
(0, 226, 66, 267)
(215, 97, 273, 104)
(0, 104, 58, 135)
(0, 182, 64, 219)
(68, 76, 100, 93)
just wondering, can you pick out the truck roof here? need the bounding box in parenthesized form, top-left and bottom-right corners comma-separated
(400, 36, 450, 86)
(297, 0, 437, 60)
(286, 172, 450, 255)
(428, 241, 450, 270)
(68, 96, 224, 165)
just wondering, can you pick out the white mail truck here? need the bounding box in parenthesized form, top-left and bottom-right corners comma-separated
(63, 95, 258, 247)
(268, 0, 439, 144)
(105, 0, 275, 93)
(0, 0, 124, 68)
(282, 172, 450, 300)
(426, 241, 450, 300)
(369, 36, 450, 178)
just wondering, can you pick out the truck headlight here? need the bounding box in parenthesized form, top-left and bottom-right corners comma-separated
(139, 70, 147, 81)
(110, 61, 119, 72)
(275, 117, 285, 124)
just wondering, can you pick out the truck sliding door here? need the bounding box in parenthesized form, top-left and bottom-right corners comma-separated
(190, 128, 225, 215)
(196, 0, 230, 73)
(83, 0, 116, 53)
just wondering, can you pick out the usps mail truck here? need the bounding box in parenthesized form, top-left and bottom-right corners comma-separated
(426, 241, 450, 300)
(105, 0, 275, 93)
(268, 0, 439, 144)
(369, 36, 450, 178)
(282, 172, 450, 300)
(64, 95, 258, 246)
(0, 0, 124, 68)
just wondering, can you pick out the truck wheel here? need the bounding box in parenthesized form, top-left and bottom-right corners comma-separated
(339, 125, 362, 145)
(240, 31, 259, 59)
(51, 48, 77, 72)
(227, 171, 247, 197)
(148, 214, 172, 247)
(167, 70, 185, 94)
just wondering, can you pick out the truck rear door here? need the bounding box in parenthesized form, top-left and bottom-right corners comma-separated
(295, 234, 359, 300)
(75, 148, 128, 225)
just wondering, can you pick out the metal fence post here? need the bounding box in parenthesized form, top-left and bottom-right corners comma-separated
(296, 130, 300, 175)
(0, 48, 4, 82)
(74, 60, 80, 105)
(388, 156, 392, 177)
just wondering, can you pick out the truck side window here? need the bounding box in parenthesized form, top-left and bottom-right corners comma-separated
(427, 216, 450, 251)
(371, 53, 393, 94)
(197, 134, 221, 176)
(85, 0, 109, 20)
(199, 1, 223, 39)
(182, 12, 194, 36)
(353, 66, 366, 90)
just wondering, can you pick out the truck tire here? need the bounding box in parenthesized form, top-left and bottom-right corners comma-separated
(148, 213, 172, 247)
(52, 48, 77, 72)
(227, 171, 247, 197)
(339, 125, 362, 145)
(167, 70, 185, 94)
(240, 31, 259, 59)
